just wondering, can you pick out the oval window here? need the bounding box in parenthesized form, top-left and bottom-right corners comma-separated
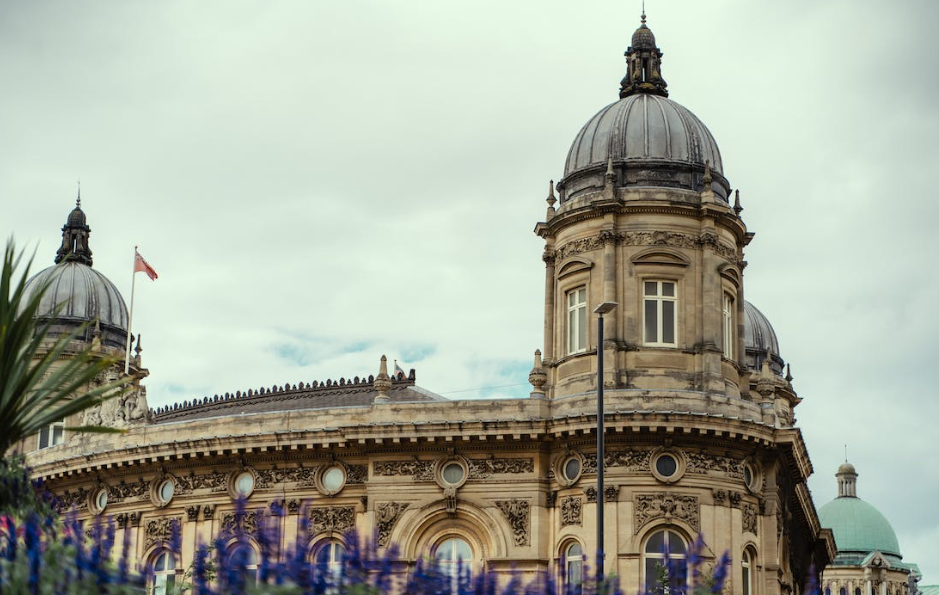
(442, 462, 465, 485)
(96, 489, 108, 511)
(322, 466, 345, 492)
(235, 471, 255, 496)
(159, 479, 175, 503)
(655, 454, 678, 477)
(744, 465, 753, 487)
(563, 457, 581, 483)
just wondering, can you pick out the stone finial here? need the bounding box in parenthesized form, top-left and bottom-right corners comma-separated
(91, 318, 102, 351)
(733, 189, 743, 216)
(546, 180, 557, 220)
(605, 157, 616, 186)
(785, 363, 793, 383)
(528, 349, 547, 399)
(703, 160, 712, 185)
(373, 355, 392, 403)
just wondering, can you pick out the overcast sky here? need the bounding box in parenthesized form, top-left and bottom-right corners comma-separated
(2, 0, 937, 581)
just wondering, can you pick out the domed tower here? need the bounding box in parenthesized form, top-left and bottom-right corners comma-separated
(819, 463, 920, 595)
(532, 15, 832, 593)
(18, 199, 150, 452)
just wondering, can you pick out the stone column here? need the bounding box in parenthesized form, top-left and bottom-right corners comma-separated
(543, 248, 556, 364)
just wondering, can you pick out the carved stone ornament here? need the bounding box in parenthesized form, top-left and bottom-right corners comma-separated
(116, 513, 129, 528)
(376, 502, 409, 547)
(345, 464, 367, 485)
(495, 499, 530, 546)
(130, 512, 141, 527)
(685, 453, 745, 481)
(254, 465, 318, 489)
(554, 231, 736, 262)
(287, 500, 301, 515)
(729, 492, 742, 508)
(712, 489, 727, 506)
(145, 517, 181, 549)
(309, 506, 356, 535)
(58, 487, 90, 511)
(582, 449, 651, 474)
(634, 492, 699, 533)
(175, 469, 229, 495)
(584, 486, 598, 503)
(107, 477, 150, 503)
(221, 511, 260, 536)
(742, 503, 758, 535)
(80, 385, 149, 429)
(373, 460, 435, 480)
(202, 504, 216, 520)
(546, 491, 558, 509)
(185, 506, 199, 522)
(560, 496, 583, 527)
(605, 485, 619, 503)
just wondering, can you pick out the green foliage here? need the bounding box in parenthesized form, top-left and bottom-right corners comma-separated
(0, 240, 131, 457)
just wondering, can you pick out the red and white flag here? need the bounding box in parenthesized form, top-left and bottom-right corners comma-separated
(134, 250, 158, 280)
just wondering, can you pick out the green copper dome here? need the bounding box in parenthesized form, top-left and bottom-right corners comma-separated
(817, 464, 901, 558)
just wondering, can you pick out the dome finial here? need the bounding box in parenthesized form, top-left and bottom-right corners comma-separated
(836, 459, 858, 498)
(55, 195, 93, 267)
(619, 9, 668, 98)
(76, 179, 81, 208)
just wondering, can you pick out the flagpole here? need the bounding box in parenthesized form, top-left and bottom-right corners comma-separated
(124, 246, 138, 375)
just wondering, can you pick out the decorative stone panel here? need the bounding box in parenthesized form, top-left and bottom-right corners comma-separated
(560, 496, 582, 527)
(309, 506, 356, 535)
(145, 517, 181, 549)
(634, 492, 699, 533)
(376, 502, 409, 546)
(495, 499, 530, 546)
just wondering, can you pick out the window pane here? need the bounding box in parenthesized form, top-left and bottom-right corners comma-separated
(564, 458, 581, 482)
(667, 531, 685, 555)
(39, 426, 50, 449)
(644, 281, 657, 296)
(576, 288, 585, 304)
(645, 531, 665, 553)
(577, 306, 586, 349)
(743, 566, 750, 595)
(568, 309, 577, 353)
(644, 300, 657, 343)
(662, 301, 675, 344)
(662, 282, 675, 297)
(52, 425, 64, 445)
(646, 559, 663, 592)
(569, 291, 576, 308)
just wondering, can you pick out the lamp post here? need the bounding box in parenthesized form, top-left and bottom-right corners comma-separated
(593, 301, 617, 582)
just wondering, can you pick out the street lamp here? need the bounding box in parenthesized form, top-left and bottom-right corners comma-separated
(593, 301, 617, 582)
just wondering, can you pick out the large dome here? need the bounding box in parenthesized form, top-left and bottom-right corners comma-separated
(564, 93, 724, 179)
(818, 498, 901, 557)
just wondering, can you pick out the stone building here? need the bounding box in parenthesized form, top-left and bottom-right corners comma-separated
(22, 15, 836, 595)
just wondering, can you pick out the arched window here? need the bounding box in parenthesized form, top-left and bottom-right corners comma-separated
(643, 529, 687, 595)
(435, 537, 472, 593)
(742, 549, 753, 595)
(315, 540, 346, 586)
(826, 589, 831, 595)
(228, 543, 260, 584)
(151, 551, 176, 595)
(840, 588, 847, 595)
(561, 541, 584, 595)
(855, 589, 862, 595)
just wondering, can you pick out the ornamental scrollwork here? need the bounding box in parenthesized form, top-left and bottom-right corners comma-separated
(584, 486, 598, 503)
(581, 449, 650, 474)
(634, 492, 699, 533)
(495, 499, 530, 546)
(107, 477, 150, 503)
(144, 517, 181, 549)
(685, 453, 745, 480)
(373, 460, 435, 480)
(309, 506, 356, 535)
(185, 506, 199, 522)
(175, 469, 228, 494)
(58, 487, 90, 511)
(376, 502, 409, 546)
(560, 497, 582, 527)
(467, 458, 534, 479)
(345, 465, 368, 485)
(221, 511, 260, 536)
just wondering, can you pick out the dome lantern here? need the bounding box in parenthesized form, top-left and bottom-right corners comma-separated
(619, 12, 668, 99)
(55, 192, 93, 267)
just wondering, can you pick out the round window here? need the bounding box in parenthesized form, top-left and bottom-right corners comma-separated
(322, 466, 345, 492)
(442, 462, 465, 485)
(563, 457, 581, 483)
(159, 479, 175, 503)
(235, 471, 255, 496)
(95, 488, 108, 511)
(655, 454, 678, 477)
(744, 465, 753, 487)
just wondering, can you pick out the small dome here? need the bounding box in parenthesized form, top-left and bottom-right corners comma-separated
(631, 23, 656, 49)
(743, 301, 784, 375)
(838, 462, 857, 475)
(67, 205, 87, 227)
(818, 496, 901, 558)
(20, 262, 129, 349)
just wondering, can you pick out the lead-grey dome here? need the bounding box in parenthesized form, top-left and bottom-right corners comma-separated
(565, 94, 723, 179)
(743, 301, 784, 375)
(21, 262, 129, 349)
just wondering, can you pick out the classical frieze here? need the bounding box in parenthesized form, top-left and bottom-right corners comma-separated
(685, 453, 745, 480)
(144, 516, 181, 549)
(176, 470, 229, 494)
(376, 502, 409, 546)
(495, 499, 530, 546)
(346, 465, 368, 485)
(560, 496, 582, 527)
(373, 458, 532, 481)
(255, 466, 317, 489)
(309, 506, 356, 535)
(582, 449, 651, 474)
(58, 487, 90, 511)
(634, 492, 699, 533)
(554, 231, 736, 262)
